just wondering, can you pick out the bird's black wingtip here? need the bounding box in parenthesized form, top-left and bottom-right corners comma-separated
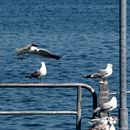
(56, 56, 62, 60)
(52, 55, 62, 60)
(25, 75, 32, 79)
(18, 57, 24, 61)
(82, 74, 91, 78)
(31, 43, 38, 47)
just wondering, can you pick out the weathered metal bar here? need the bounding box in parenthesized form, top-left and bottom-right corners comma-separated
(0, 84, 97, 105)
(0, 83, 94, 90)
(0, 83, 97, 118)
(119, 0, 128, 129)
(126, 91, 130, 94)
(76, 86, 82, 130)
(0, 111, 77, 115)
(110, 91, 130, 95)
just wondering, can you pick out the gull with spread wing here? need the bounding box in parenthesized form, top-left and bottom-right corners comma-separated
(16, 43, 61, 60)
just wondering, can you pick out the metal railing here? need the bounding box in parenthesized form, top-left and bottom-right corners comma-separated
(0, 83, 97, 130)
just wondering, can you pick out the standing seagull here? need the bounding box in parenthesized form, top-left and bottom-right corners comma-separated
(83, 64, 113, 80)
(94, 96, 117, 113)
(26, 61, 47, 82)
(16, 43, 61, 60)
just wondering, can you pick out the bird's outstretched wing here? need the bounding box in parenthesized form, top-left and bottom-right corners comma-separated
(16, 43, 38, 61)
(32, 48, 61, 60)
(16, 43, 61, 60)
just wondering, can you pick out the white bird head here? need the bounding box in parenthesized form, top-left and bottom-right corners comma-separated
(106, 63, 113, 68)
(30, 45, 38, 52)
(41, 62, 46, 68)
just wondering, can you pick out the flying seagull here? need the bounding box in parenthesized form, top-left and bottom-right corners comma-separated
(16, 43, 61, 60)
(26, 61, 47, 81)
(83, 64, 113, 80)
(94, 96, 117, 113)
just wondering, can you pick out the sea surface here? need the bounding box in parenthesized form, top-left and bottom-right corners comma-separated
(0, 0, 129, 129)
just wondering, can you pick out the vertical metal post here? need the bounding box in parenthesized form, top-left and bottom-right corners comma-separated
(99, 80, 109, 117)
(92, 92, 97, 118)
(119, 0, 128, 129)
(76, 86, 82, 130)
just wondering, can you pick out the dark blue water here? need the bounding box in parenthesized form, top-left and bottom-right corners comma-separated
(0, 0, 129, 129)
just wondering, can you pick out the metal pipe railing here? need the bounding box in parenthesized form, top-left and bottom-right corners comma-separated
(0, 111, 77, 115)
(76, 86, 82, 130)
(0, 83, 97, 130)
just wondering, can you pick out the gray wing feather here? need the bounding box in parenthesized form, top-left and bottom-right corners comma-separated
(94, 101, 113, 113)
(93, 69, 108, 77)
(16, 44, 61, 60)
(34, 48, 61, 60)
(16, 44, 32, 55)
(101, 102, 113, 110)
(31, 71, 41, 78)
(17, 44, 38, 55)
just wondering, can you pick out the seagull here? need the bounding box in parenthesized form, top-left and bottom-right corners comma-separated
(16, 43, 61, 60)
(83, 64, 113, 81)
(26, 61, 47, 81)
(89, 117, 109, 126)
(88, 123, 115, 130)
(94, 96, 117, 113)
(88, 116, 117, 130)
(88, 124, 109, 130)
(89, 116, 117, 126)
